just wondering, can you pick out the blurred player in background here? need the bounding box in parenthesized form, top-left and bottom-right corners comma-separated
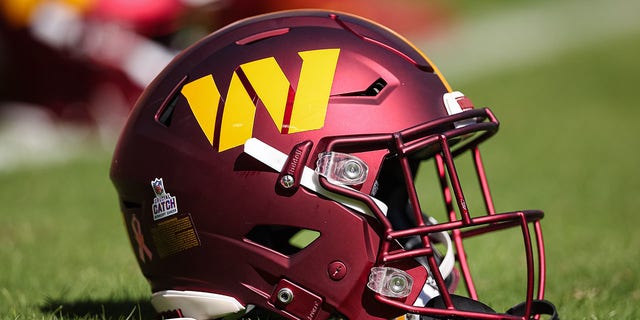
(0, 0, 448, 140)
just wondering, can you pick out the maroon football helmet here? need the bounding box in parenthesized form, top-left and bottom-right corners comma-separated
(111, 10, 557, 320)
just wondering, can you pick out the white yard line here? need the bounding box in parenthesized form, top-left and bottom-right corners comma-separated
(0, 105, 98, 172)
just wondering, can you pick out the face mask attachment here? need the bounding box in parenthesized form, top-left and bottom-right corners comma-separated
(316, 152, 369, 186)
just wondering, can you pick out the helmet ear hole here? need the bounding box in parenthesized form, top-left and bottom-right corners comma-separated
(245, 225, 320, 256)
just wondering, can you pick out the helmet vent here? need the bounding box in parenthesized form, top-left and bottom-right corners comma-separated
(236, 28, 290, 45)
(157, 94, 179, 126)
(245, 225, 320, 256)
(155, 75, 188, 127)
(334, 78, 387, 97)
(122, 200, 141, 209)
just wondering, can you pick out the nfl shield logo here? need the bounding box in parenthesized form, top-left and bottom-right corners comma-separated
(151, 178, 166, 197)
(150, 178, 178, 220)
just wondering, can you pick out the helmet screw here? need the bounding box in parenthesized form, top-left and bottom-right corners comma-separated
(328, 261, 347, 281)
(277, 288, 294, 305)
(280, 175, 295, 188)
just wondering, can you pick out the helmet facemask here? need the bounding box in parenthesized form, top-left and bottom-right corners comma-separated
(311, 107, 556, 319)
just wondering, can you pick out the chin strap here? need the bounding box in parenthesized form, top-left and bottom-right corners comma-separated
(506, 299, 559, 320)
(412, 217, 456, 307)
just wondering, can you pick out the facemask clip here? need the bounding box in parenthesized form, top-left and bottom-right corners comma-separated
(316, 152, 368, 186)
(367, 266, 414, 298)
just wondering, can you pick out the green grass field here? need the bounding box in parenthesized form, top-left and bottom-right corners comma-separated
(447, 30, 640, 318)
(0, 152, 153, 319)
(2, 2, 640, 319)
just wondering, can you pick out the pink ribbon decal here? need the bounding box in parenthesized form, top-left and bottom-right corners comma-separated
(131, 214, 153, 263)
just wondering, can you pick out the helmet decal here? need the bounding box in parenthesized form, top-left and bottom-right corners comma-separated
(130, 214, 153, 263)
(181, 48, 340, 152)
(151, 178, 178, 221)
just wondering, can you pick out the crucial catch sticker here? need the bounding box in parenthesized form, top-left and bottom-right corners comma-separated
(151, 178, 178, 221)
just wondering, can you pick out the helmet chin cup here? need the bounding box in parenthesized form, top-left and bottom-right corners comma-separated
(425, 294, 496, 315)
(506, 299, 559, 320)
(415, 295, 559, 320)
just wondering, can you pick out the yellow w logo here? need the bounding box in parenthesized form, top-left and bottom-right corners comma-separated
(181, 48, 340, 152)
